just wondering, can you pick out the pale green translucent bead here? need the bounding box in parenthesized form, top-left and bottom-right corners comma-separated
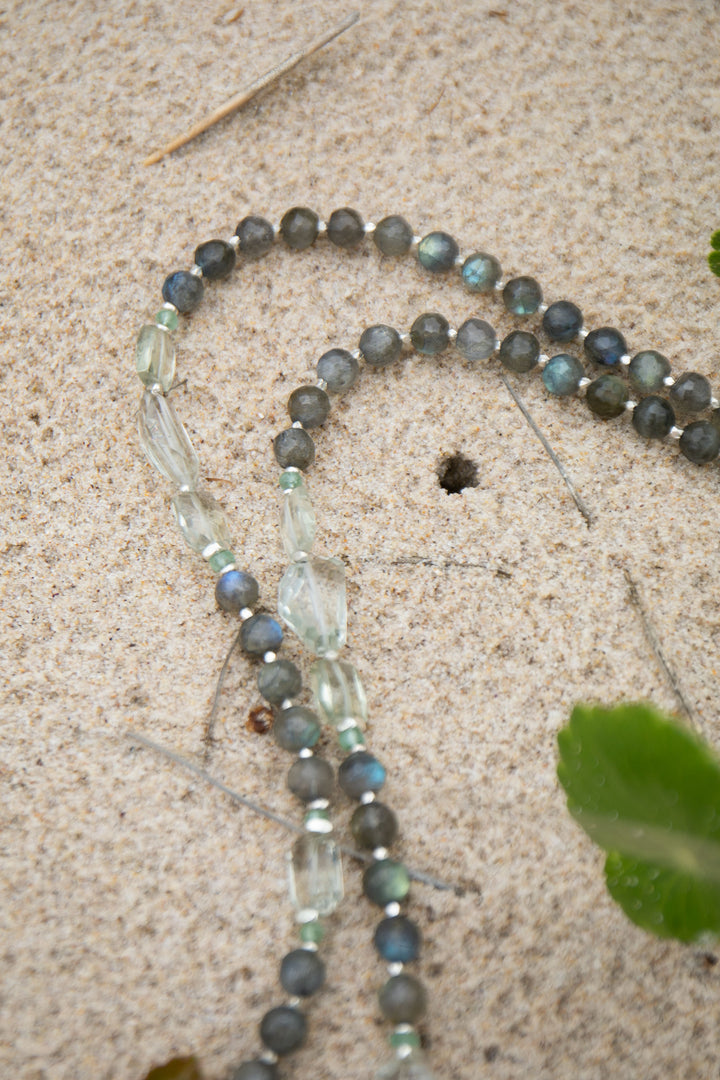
(288, 833, 344, 916)
(278, 556, 347, 656)
(376, 1048, 436, 1080)
(281, 481, 316, 559)
(136, 324, 176, 392)
(138, 390, 200, 489)
(310, 658, 367, 727)
(171, 490, 232, 555)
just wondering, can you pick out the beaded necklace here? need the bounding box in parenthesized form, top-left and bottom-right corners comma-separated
(135, 205, 720, 1080)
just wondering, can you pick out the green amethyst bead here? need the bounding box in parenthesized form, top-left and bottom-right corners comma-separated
(281, 480, 316, 559)
(585, 374, 629, 419)
(171, 490, 232, 555)
(279, 469, 304, 490)
(155, 308, 179, 331)
(461, 252, 502, 293)
(138, 390, 200, 488)
(278, 555, 347, 656)
(628, 350, 671, 393)
(310, 658, 367, 727)
(288, 833, 343, 916)
(542, 354, 585, 396)
(136, 324, 176, 393)
(208, 549, 236, 573)
(363, 858, 410, 906)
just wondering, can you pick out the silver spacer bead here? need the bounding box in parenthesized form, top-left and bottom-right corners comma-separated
(316, 377, 328, 391)
(711, 396, 720, 409)
(308, 798, 330, 811)
(625, 399, 638, 412)
(577, 327, 589, 340)
(218, 561, 238, 576)
(385, 901, 401, 918)
(284, 465, 300, 473)
(397, 1043, 414, 1061)
(305, 814, 333, 834)
(538, 353, 550, 368)
(202, 541, 222, 559)
(619, 352, 631, 366)
(299, 747, 314, 759)
(301, 940, 319, 952)
(292, 550, 310, 563)
(263, 651, 277, 664)
(347, 742, 368, 753)
(287, 996, 301, 1009)
(494, 279, 505, 291)
(388, 961, 404, 976)
(537, 302, 548, 315)
(373, 847, 389, 861)
(412, 235, 423, 247)
(155, 322, 172, 334)
(360, 791, 376, 804)
(281, 697, 294, 710)
(291, 419, 304, 429)
(228, 234, 240, 250)
(161, 301, 179, 313)
(351, 348, 362, 361)
(663, 375, 675, 387)
(494, 338, 501, 353)
(454, 254, 465, 268)
(578, 377, 592, 390)
(399, 332, 411, 346)
(317, 220, 327, 235)
(190, 264, 203, 278)
(239, 607, 254, 621)
(260, 1051, 279, 1065)
(296, 907, 320, 924)
(669, 425, 684, 440)
(337, 716, 360, 732)
(448, 327, 458, 341)
(364, 221, 376, 234)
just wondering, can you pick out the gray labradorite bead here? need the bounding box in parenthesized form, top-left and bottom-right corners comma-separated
(327, 207, 365, 249)
(360, 325, 402, 368)
(632, 395, 675, 439)
(288, 385, 330, 428)
(351, 801, 398, 849)
(503, 276, 543, 316)
(462, 252, 502, 293)
(363, 858, 410, 906)
(584, 326, 627, 366)
(339, 751, 386, 798)
(317, 348, 360, 393)
(287, 755, 334, 801)
(456, 318, 496, 362)
(232, 1061, 278, 1080)
(374, 915, 421, 963)
(162, 270, 204, 314)
(378, 974, 427, 1023)
(240, 613, 283, 656)
(215, 569, 259, 613)
(542, 353, 585, 396)
(670, 372, 712, 413)
(679, 421, 720, 464)
(373, 215, 414, 256)
(273, 427, 315, 470)
(585, 374, 629, 419)
(274, 705, 321, 753)
(410, 312, 450, 355)
(280, 948, 326, 997)
(236, 215, 275, 259)
(417, 231, 459, 273)
(258, 659, 302, 704)
(259, 1005, 307, 1056)
(499, 330, 540, 373)
(280, 207, 319, 250)
(194, 239, 236, 280)
(542, 300, 583, 343)
(628, 350, 671, 393)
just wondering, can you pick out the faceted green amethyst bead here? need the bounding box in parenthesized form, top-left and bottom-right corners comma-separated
(278, 555, 347, 656)
(138, 390, 200, 489)
(309, 658, 367, 728)
(171, 491, 232, 555)
(376, 1048, 436, 1080)
(288, 833, 344, 916)
(279, 469, 304, 491)
(281, 481, 316, 559)
(136, 324, 176, 393)
(155, 308, 179, 331)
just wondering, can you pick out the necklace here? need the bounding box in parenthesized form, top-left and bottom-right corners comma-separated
(135, 205, 720, 1080)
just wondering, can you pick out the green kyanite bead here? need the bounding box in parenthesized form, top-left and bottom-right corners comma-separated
(299, 919, 325, 944)
(304, 807, 332, 833)
(337, 725, 366, 752)
(389, 1030, 421, 1051)
(279, 469, 304, 490)
(209, 549, 236, 573)
(155, 308, 179, 331)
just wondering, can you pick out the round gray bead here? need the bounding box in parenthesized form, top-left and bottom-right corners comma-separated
(503, 276, 542, 316)
(351, 801, 398, 849)
(670, 372, 712, 413)
(280, 948, 326, 996)
(235, 215, 274, 259)
(373, 215, 413, 256)
(194, 239, 236, 280)
(162, 270, 204, 314)
(287, 755, 334, 801)
(632, 396, 675, 440)
(274, 706, 320, 752)
(542, 300, 583, 343)
(628, 350, 671, 393)
(455, 318, 496, 362)
(317, 348, 360, 393)
(360, 325, 402, 368)
(257, 659, 302, 704)
(378, 974, 427, 1023)
(410, 312, 450, 355)
(339, 751, 386, 798)
(499, 330, 540, 373)
(679, 421, 720, 464)
(327, 207, 365, 249)
(280, 207, 319, 250)
(288, 385, 330, 428)
(417, 231, 459, 272)
(215, 569, 259, 613)
(231, 1062, 278, 1080)
(240, 614, 283, 656)
(259, 1005, 307, 1056)
(273, 427, 315, 469)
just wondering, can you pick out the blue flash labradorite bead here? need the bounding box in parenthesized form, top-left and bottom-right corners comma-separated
(232, 1062, 278, 1080)
(236, 215, 275, 259)
(327, 207, 365, 249)
(257, 658, 302, 704)
(288, 385, 330, 428)
(363, 858, 410, 906)
(162, 270, 204, 314)
(669, 372, 712, 413)
(462, 252, 502, 293)
(338, 750, 386, 798)
(360, 325, 403, 368)
(378, 974, 427, 1023)
(374, 915, 421, 963)
(456, 318, 496, 362)
(373, 215, 414, 256)
(273, 427, 315, 470)
(584, 326, 627, 366)
(628, 350, 671, 393)
(417, 231, 459, 273)
(503, 276, 542, 316)
(542, 353, 585, 396)
(287, 755, 333, 800)
(194, 239, 236, 280)
(585, 374, 629, 419)
(275, 706, 321, 753)
(259, 1005, 307, 1056)
(632, 395, 675, 439)
(280, 948, 326, 997)
(280, 207, 319, 250)
(679, 421, 720, 464)
(499, 330, 540, 373)
(410, 312, 450, 355)
(542, 301, 583, 343)
(215, 569, 259, 613)
(240, 613, 283, 656)
(317, 348, 359, 393)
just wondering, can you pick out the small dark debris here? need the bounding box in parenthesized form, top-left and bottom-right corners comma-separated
(484, 1045, 500, 1062)
(247, 705, 273, 734)
(438, 453, 479, 494)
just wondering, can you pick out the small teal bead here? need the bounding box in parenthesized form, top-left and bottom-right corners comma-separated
(628, 351, 671, 393)
(461, 252, 502, 293)
(503, 276, 542, 316)
(338, 751, 386, 798)
(155, 308, 179, 331)
(417, 231, 459, 273)
(542, 354, 585, 396)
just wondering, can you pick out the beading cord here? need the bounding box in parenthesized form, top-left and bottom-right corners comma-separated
(135, 206, 720, 1080)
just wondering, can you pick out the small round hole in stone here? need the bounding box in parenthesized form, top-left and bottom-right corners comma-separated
(437, 453, 479, 494)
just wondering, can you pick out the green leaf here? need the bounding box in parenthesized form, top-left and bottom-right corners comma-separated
(142, 1057, 204, 1080)
(710, 230, 720, 250)
(709, 250, 720, 277)
(557, 702, 720, 943)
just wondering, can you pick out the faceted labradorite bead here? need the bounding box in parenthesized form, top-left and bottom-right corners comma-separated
(155, 307, 179, 331)
(259, 1005, 307, 1056)
(281, 481, 316, 559)
(280, 948, 326, 997)
(670, 372, 712, 413)
(339, 751, 386, 799)
(287, 755, 334, 802)
(363, 858, 410, 906)
(584, 326, 627, 366)
(461, 252, 502, 293)
(288, 385, 330, 428)
(280, 207, 319, 250)
(216, 569, 259, 613)
(288, 833, 344, 915)
(232, 1061, 278, 1080)
(628, 350, 671, 393)
(240, 613, 283, 656)
(273, 427, 315, 470)
(136, 324, 176, 393)
(236, 215, 275, 259)
(278, 556, 347, 656)
(317, 348, 360, 393)
(257, 658, 302, 704)
(274, 705, 321, 752)
(360, 324, 403, 368)
(194, 239, 236, 280)
(632, 395, 675, 440)
(679, 421, 720, 464)
(376, 1047, 436, 1080)
(138, 390, 200, 488)
(279, 469, 304, 490)
(379, 974, 427, 1024)
(541, 353, 585, 397)
(162, 270, 204, 314)
(327, 207, 365, 249)
(171, 490, 232, 555)
(352, 801, 398, 850)
(373, 215, 414, 256)
(503, 276, 543, 316)
(499, 330, 540, 373)
(309, 657, 368, 727)
(542, 300, 583, 343)
(416, 231, 459, 273)
(374, 915, 421, 962)
(585, 374, 629, 419)
(208, 549, 235, 573)
(455, 318, 496, 362)
(410, 312, 450, 356)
